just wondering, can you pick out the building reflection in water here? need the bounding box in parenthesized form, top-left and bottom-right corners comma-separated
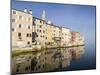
(12, 46, 85, 74)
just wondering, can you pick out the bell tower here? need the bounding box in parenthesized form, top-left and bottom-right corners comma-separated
(41, 10, 46, 20)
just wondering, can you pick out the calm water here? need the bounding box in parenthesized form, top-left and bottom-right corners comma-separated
(12, 45, 96, 74)
(65, 44, 96, 71)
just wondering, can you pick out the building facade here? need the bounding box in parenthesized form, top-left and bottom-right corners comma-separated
(32, 10, 46, 47)
(71, 32, 85, 46)
(60, 27, 71, 47)
(12, 8, 85, 48)
(45, 22, 54, 46)
(12, 9, 33, 48)
(52, 25, 61, 46)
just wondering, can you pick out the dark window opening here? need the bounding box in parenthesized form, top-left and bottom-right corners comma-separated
(28, 26, 30, 29)
(19, 24, 21, 28)
(27, 41, 30, 44)
(18, 33, 21, 39)
(27, 33, 29, 37)
(16, 68, 19, 72)
(30, 34, 31, 37)
(27, 33, 31, 37)
(43, 64, 45, 68)
(40, 25, 42, 28)
(40, 20, 42, 23)
(40, 30, 41, 32)
(13, 11, 16, 14)
(12, 28, 14, 31)
(38, 65, 40, 69)
(25, 67, 28, 71)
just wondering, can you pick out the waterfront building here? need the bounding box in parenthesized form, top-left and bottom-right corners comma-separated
(33, 10, 46, 47)
(45, 22, 62, 47)
(12, 8, 84, 48)
(12, 9, 33, 48)
(60, 27, 71, 47)
(52, 25, 61, 46)
(45, 21, 54, 46)
(71, 32, 85, 46)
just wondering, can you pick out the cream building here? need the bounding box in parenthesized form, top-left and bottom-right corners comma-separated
(12, 9, 33, 48)
(52, 25, 61, 46)
(45, 22, 54, 46)
(45, 22, 61, 47)
(60, 27, 71, 47)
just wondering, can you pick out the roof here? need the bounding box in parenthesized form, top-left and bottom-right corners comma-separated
(12, 8, 32, 15)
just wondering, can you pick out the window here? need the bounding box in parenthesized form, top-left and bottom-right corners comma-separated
(12, 19, 15, 22)
(27, 34, 29, 37)
(38, 65, 40, 69)
(28, 26, 30, 29)
(43, 30, 45, 33)
(37, 29, 39, 32)
(40, 20, 42, 23)
(19, 24, 21, 28)
(27, 41, 30, 44)
(40, 35, 42, 37)
(43, 35, 44, 38)
(43, 64, 45, 68)
(40, 30, 41, 32)
(40, 25, 42, 28)
(30, 34, 31, 37)
(33, 20, 35, 25)
(18, 33, 21, 39)
(27, 33, 31, 37)
(25, 67, 28, 71)
(43, 21, 45, 24)
(18, 33, 21, 37)
(16, 68, 19, 72)
(12, 28, 14, 31)
(19, 16, 22, 19)
(37, 35, 38, 37)
(13, 11, 16, 14)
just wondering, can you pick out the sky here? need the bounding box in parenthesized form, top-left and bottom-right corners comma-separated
(11, 0, 96, 46)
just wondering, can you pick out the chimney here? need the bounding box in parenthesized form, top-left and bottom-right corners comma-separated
(24, 8, 27, 12)
(48, 21, 51, 24)
(29, 10, 32, 14)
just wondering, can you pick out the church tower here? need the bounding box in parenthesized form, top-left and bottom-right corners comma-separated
(41, 10, 46, 20)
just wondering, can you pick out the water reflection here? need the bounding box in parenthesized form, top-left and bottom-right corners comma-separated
(12, 46, 85, 74)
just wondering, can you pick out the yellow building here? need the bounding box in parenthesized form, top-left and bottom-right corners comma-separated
(52, 25, 61, 46)
(12, 9, 33, 48)
(45, 21, 54, 46)
(60, 27, 71, 47)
